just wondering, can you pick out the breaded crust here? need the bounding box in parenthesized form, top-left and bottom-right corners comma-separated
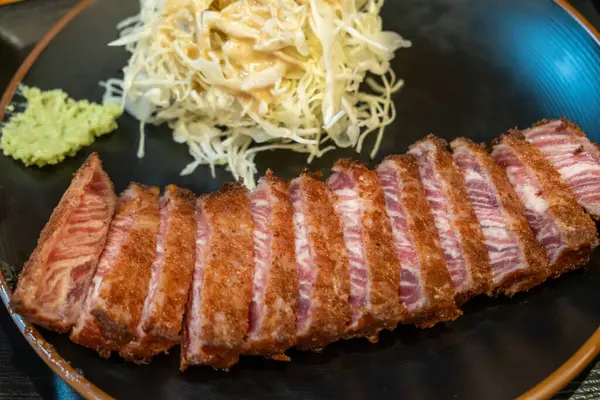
(497, 133, 598, 276)
(382, 155, 461, 328)
(12, 153, 116, 333)
(294, 173, 351, 350)
(245, 171, 298, 357)
(451, 138, 550, 295)
(70, 184, 159, 356)
(331, 159, 407, 339)
(120, 185, 197, 362)
(414, 135, 493, 303)
(183, 183, 255, 369)
(91, 184, 160, 344)
(119, 337, 176, 364)
(142, 185, 196, 340)
(70, 315, 117, 359)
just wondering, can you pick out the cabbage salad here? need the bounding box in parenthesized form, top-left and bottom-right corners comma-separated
(104, 0, 411, 188)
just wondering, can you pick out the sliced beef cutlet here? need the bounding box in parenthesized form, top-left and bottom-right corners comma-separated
(451, 138, 550, 295)
(492, 132, 598, 277)
(181, 183, 255, 370)
(328, 160, 407, 339)
(291, 172, 351, 350)
(408, 135, 493, 304)
(120, 185, 197, 362)
(377, 155, 461, 328)
(13, 122, 600, 370)
(244, 172, 298, 359)
(12, 153, 117, 333)
(522, 119, 600, 219)
(70, 183, 160, 357)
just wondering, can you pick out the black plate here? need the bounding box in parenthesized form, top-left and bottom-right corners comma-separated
(2, 0, 600, 399)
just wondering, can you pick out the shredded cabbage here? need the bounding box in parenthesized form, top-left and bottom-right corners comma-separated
(105, 0, 411, 188)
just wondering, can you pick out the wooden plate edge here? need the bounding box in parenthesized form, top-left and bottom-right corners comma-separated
(0, 0, 599, 399)
(517, 3, 600, 397)
(0, 0, 94, 121)
(0, 2, 114, 399)
(0, 272, 113, 400)
(518, 6, 600, 400)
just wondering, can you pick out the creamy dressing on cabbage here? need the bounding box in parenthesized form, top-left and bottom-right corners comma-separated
(104, 0, 410, 187)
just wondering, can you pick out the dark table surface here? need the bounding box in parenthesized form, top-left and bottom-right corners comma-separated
(1, 0, 600, 399)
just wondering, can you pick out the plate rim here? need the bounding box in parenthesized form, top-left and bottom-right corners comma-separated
(0, 0, 599, 399)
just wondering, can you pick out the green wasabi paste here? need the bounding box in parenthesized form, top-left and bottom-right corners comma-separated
(0, 86, 122, 167)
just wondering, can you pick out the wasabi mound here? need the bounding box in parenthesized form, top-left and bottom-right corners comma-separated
(1, 86, 122, 167)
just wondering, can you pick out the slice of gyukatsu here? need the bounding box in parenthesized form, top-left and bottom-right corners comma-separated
(290, 172, 351, 350)
(377, 155, 461, 328)
(70, 183, 160, 357)
(328, 160, 407, 340)
(492, 132, 598, 278)
(181, 183, 255, 370)
(521, 119, 600, 219)
(408, 135, 493, 304)
(244, 171, 298, 359)
(451, 138, 550, 295)
(12, 153, 117, 333)
(120, 185, 197, 362)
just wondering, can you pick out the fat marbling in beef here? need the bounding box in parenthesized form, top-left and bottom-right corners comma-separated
(451, 138, 550, 295)
(408, 135, 493, 303)
(522, 119, 600, 219)
(290, 172, 351, 350)
(12, 153, 116, 333)
(328, 160, 407, 339)
(377, 155, 461, 327)
(245, 172, 298, 359)
(181, 183, 255, 370)
(492, 132, 598, 277)
(70, 183, 160, 357)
